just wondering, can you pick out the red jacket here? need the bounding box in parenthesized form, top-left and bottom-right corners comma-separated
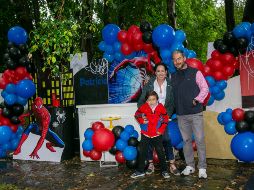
(135, 103, 169, 137)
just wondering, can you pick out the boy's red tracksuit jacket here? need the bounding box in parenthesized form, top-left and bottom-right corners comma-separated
(135, 102, 169, 138)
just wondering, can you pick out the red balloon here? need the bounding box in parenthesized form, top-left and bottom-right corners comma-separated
(223, 65, 235, 78)
(185, 58, 204, 72)
(0, 78, 8, 89)
(232, 108, 245, 122)
(143, 43, 154, 53)
(213, 71, 226, 80)
(210, 59, 223, 71)
(117, 30, 128, 43)
(121, 43, 133, 55)
(133, 42, 143, 51)
(202, 65, 212, 77)
(0, 116, 11, 126)
(220, 53, 236, 65)
(205, 58, 214, 68)
(92, 128, 115, 151)
(9, 124, 18, 133)
(153, 149, 159, 164)
(127, 25, 140, 35)
(211, 50, 221, 59)
(192, 141, 197, 151)
(132, 31, 143, 44)
(15, 66, 28, 80)
(91, 121, 105, 131)
(115, 151, 125, 163)
(89, 149, 102, 160)
(83, 150, 91, 157)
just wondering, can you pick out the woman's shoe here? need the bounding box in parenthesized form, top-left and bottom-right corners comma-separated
(169, 163, 180, 176)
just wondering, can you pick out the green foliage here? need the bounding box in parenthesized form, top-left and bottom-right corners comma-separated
(29, 19, 81, 77)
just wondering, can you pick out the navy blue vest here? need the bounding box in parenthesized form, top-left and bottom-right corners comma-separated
(171, 67, 203, 115)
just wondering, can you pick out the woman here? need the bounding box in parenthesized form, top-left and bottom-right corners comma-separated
(137, 63, 180, 176)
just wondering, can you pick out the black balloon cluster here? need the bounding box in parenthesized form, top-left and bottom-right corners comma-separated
(1, 102, 24, 125)
(140, 21, 153, 44)
(214, 31, 249, 56)
(236, 110, 254, 133)
(3, 42, 33, 73)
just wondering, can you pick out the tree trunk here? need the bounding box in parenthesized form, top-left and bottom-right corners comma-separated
(224, 0, 235, 31)
(103, 0, 110, 25)
(242, 0, 254, 23)
(166, 0, 176, 29)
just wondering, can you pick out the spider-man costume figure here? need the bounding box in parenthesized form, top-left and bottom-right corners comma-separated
(13, 97, 64, 159)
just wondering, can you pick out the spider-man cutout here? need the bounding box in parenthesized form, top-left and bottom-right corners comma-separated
(14, 97, 64, 159)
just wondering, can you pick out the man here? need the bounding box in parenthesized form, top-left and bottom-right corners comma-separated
(171, 50, 209, 179)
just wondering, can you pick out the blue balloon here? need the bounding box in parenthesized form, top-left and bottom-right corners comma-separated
(171, 114, 177, 120)
(1, 142, 11, 151)
(222, 112, 232, 124)
(10, 138, 20, 150)
(114, 52, 125, 62)
(160, 48, 172, 61)
(226, 108, 233, 114)
(224, 121, 237, 135)
(98, 41, 106, 51)
(130, 130, 139, 139)
(103, 52, 114, 63)
(0, 148, 7, 158)
(105, 44, 114, 54)
(115, 139, 128, 151)
(205, 76, 216, 87)
(124, 125, 134, 134)
(152, 24, 175, 48)
(102, 24, 120, 45)
(84, 128, 94, 139)
(17, 125, 24, 135)
(187, 50, 197, 58)
(207, 95, 215, 106)
(1, 90, 7, 99)
(82, 139, 93, 151)
(16, 79, 36, 99)
(170, 42, 184, 52)
(4, 94, 17, 105)
(8, 26, 28, 45)
(0, 126, 13, 145)
(210, 86, 221, 95)
(120, 131, 130, 141)
(251, 23, 254, 34)
(167, 121, 183, 147)
(217, 112, 225, 125)
(216, 80, 227, 90)
(233, 22, 251, 39)
(17, 96, 27, 106)
(213, 91, 225, 101)
(231, 132, 254, 162)
(5, 84, 16, 94)
(113, 41, 121, 52)
(123, 146, 137, 160)
(125, 52, 137, 59)
(174, 30, 186, 43)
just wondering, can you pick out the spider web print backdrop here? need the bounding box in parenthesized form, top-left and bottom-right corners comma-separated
(239, 35, 254, 108)
(108, 52, 149, 103)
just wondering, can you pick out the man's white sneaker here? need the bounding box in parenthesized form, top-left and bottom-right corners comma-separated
(181, 166, 195, 176)
(198, 168, 207, 179)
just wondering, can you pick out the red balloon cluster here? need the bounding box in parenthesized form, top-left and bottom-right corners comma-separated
(92, 128, 115, 152)
(117, 25, 161, 64)
(185, 58, 204, 73)
(83, 149, 102, 160)
(203, 50, 237, 80)
(0, 67, 32, 89)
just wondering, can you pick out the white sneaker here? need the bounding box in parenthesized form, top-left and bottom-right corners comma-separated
(181, 166, 195, 176)
(198, 168, 207, 179)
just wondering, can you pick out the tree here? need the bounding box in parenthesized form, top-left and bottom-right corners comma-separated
(242, 0, 254, 22)
(166, 0, 176, 29)
(225, 0, 235, 31)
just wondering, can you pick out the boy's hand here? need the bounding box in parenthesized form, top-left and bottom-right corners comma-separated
(142, 115, 148, 124)
(157, 131, 162, 135)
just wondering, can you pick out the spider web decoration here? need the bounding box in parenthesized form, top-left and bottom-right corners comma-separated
(84, 58, 108, 76)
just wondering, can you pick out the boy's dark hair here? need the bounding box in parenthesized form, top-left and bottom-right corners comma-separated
(145, 91, 159, 101)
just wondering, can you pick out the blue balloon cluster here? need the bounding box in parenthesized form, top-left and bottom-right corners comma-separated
(167, 121, 183, 148)
(98, 24, 136, 63)
(1, 79, 36, 106)
(0, 125, 23, 158)
(82, 128, 94, 151)
(217, 108, 237, 135)
(7, 26, 28, 45)
(115, 125, 138, 161)
(152, 25, 196, 73)
(206, 76, 227, 106)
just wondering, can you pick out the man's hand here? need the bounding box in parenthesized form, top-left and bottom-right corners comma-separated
(193, 99, 198, 106)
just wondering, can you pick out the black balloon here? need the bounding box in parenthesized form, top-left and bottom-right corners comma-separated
(126, 159, 138, 169)
(109, 146, 117, 155)
(3, 53, 10, 61)
(140, 21, 152, 33)
(7, 42, 15, 48)
(236, 37, 248, 49)
(10, 116, 21, 124)
(26, 63, 35, 73)
(2, 107, 12, 118)
(18, 44, 29, 54)
(19, 56, 30, 66)
(213, 39, 224, 50)
(142, 31, 153, 44)
(128, 137, 139, 147)
(229, 46, 239, 57)
(217, 44, 228, 54)
(223, 32, 236, 46)
(9, 47, 21, 60)
(236, 121, 250, 133)
(112, 125, 124, 139)
(250, 123, 254, 133)
(238, 48, 247, 55)
(5, 58, 17, 70)
(244, 111, 254, 124)
(12, 104, 24, 116)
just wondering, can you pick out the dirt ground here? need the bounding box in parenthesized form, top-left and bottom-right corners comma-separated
(0, 156, 254, 190)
